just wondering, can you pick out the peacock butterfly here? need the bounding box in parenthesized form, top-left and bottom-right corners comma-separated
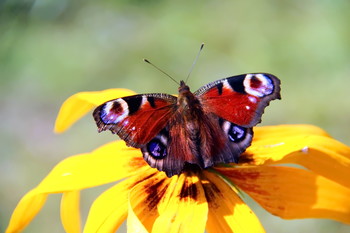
(93, 72, 281, 177)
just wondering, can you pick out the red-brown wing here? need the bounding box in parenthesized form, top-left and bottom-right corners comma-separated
(93, 93, 177, 147)
(195, 73, 281, 127)
(141, 112, 228, 177)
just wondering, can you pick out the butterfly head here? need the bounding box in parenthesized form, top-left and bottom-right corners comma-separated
(177, 80, 201, 112)
(178, 80, 190, 93)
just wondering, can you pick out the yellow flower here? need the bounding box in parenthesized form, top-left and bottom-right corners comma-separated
(6, 89, 350, 233)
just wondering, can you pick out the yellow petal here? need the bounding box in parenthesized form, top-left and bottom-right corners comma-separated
(203, 171, 265, 233)
(54, 88, 135, 133)
(152, 171, 208, 233)
(242, 131, 350, 188)
(127, 170, 170, 232)
(84, 180, 129, 232)
(84, 168, 157, 233)
(127, 202, 149, 233)
(253, 124, 330, 140)
(61, 191, 81, 233)
(216, 166, 350, 224)
(6, 190, 48, 233)
(35, 141, 148, 193)
(7, 141, 147, 233)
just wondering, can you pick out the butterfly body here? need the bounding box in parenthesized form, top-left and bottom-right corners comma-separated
(93, 73, 280, 177)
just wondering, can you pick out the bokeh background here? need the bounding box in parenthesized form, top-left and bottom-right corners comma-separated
(1, 0, 349, 232)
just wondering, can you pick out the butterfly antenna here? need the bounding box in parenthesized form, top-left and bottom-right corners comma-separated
(185, 43, 204, 84)
(143, 58, 180, 86)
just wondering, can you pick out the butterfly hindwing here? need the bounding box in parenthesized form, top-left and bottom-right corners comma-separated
(215, 118, 253, 164)
(195, 73, 281, 127)
(141, 112, 225, 176)
(93, 93, 177, 147)
(141, 114, 254, 177)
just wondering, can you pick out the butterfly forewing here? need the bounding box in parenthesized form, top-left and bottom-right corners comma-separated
(93, 93, 177, 147)
(195, 73, 281, 127)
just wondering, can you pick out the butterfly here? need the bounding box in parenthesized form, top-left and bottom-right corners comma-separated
(93, 73, 281, 177)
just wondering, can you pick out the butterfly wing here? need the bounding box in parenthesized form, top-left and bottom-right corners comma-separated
(214, 117, 253, 164)
(140, 111, 225, 177)
(93, 94, 177, 147)
(93, 73, 280, 177)
(195, 73, 281, 127)
(140, 113, 254, 177)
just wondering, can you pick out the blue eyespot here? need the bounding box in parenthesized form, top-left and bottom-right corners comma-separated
(147, 140, 167, 159)
(228, 125, 246, 142)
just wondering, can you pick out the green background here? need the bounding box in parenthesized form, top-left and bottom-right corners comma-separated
(1, 0, 349, 232)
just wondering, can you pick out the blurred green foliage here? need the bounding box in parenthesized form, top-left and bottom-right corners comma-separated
(1, 0, 349, 232)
